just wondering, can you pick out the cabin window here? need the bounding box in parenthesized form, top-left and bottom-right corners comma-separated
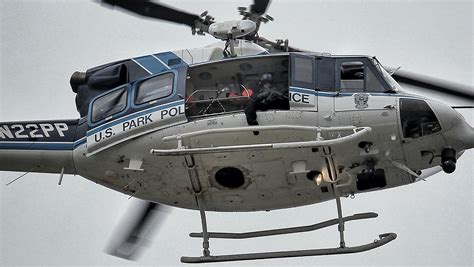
(339, 60, 385, 92)
(91, 86, 128, 123)
(400, 98, 441, 139)
(317, 57, 336, 91)
(294, 57, 314, 84)
(135, 72, 174, 105)
(340, 62, 365, 91)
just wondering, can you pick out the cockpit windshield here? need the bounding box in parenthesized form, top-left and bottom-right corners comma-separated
(370, 58, 402, 92)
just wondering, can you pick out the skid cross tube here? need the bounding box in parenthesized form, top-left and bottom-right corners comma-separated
(334, 184, 346, 248)
(196, 197, 210, 257)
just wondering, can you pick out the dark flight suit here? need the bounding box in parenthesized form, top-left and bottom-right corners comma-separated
(244, 84, 288, 131)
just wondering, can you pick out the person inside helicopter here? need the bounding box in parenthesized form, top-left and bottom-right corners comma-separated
(244, 73, 289, 134)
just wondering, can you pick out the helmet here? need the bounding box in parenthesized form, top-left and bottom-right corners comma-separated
(258, 73, 273, 87)
(259, 73, 273, 86)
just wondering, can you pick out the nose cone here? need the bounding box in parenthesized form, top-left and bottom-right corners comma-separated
(429, 101, 474, 150)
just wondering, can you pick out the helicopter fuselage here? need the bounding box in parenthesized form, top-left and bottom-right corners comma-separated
(1, 41, 472, 212)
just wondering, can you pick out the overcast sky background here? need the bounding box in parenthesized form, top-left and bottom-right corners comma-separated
(1, 0, 473, 266)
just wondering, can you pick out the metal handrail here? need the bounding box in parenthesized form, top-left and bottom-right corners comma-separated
(162, 125, 359, 142)
(151, 126, 371, 156)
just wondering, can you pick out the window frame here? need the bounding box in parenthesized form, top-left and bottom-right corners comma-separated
(316, 57, 336, 92)
(290, 54, 316, 89)
(89, 85, 130, 125)
(399, 98, 442, 140)
(131, 71, 177, 108)
(335, 57, 391, 93)
(338, 61, 366, 91)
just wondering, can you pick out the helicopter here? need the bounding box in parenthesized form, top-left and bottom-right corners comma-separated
(0, 0, 474, 266)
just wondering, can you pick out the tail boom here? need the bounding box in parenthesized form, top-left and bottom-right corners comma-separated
(0, 119, 80, 174)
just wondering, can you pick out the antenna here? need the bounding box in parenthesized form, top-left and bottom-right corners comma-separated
(5, 172, 29, 186)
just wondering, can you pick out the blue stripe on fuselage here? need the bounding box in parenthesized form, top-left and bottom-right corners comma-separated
(133, 55, 169, 74)
(87, 100, 184, 136)
(154, 52, 188, 68)
(0, 137, 86, 151)
(0, 142, 73, 150)
(289, 87, 425, 99)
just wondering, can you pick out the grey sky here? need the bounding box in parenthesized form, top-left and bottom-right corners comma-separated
(1, 0, 473, 266)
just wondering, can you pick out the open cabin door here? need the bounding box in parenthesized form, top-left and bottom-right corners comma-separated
(289, 53, 318, 111)
(184, 55, 290, 119)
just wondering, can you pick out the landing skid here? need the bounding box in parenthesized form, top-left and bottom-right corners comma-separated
(181, 233, 396, 263)
(182, 195, 397, 263)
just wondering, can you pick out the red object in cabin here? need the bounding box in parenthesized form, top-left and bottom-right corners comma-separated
(242, 88, 254, 97)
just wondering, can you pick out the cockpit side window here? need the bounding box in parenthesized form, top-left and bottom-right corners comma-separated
(135, 72, 174, 105)
(91, 86, 128, 123)
(294, 57, 314, 84)
(337, 59, 386, 93)
(340, 61, 364, 91)
(400, 98, 441, 139)
(365, 65, 385, 92)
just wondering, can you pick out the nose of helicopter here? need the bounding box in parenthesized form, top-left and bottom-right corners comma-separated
(428, 100, 474, 151)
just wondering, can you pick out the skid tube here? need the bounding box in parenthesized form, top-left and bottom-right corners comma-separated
(182, 171, 397, 263)
(181, 211, 397, 263)
(181, 233, 396, 263)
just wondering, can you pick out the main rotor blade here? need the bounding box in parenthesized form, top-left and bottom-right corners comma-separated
(106, 201, 166, 261)
(101, 0, 201, 27)
(251, 0, 271, 15)
(256, 36, 303, 52)
(392, 70, 474, 100)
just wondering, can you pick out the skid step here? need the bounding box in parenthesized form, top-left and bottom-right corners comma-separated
(181, 233, 397, 263)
